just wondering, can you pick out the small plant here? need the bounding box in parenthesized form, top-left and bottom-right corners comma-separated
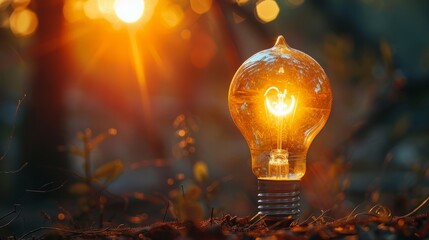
(60, 128, 123, 226)
(170, 114, 215, 222)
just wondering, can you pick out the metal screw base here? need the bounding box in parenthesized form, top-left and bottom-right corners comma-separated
(257, 179, 300, 221)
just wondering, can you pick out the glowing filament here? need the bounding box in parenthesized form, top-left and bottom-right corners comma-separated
(264, 86, 295, 116)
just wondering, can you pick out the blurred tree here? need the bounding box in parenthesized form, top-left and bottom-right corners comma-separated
(20, 0, 69, 195)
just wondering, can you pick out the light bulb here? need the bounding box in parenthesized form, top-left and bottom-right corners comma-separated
(228, 36, 332, 220)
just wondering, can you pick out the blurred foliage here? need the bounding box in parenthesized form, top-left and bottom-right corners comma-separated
(60, 128, 122, 222)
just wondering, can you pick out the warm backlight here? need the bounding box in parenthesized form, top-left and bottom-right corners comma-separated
(114, 0, 144, 23)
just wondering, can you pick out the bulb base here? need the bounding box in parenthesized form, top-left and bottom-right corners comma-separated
(257, 179, 300, 221)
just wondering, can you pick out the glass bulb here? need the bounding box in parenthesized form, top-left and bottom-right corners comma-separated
(228, 36, 332, 219)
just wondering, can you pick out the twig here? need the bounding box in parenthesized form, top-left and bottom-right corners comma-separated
(26, 181, 67, 193)
(308, 210, 330, 225)
(0, 94, 26, 162)
(181, 185, 185, 198)
(37, 182, 55, 190)
(249, 213, 260, 223)
(246, 215, 266, 230)
(210, 208, 214, 225)
(345, 204, 363, 221)
(0, 204, 21, 229)
(268, 217, 296, 230)
(163, 201, 170, 222)
(19, 227, 111, 240)
(396, 196, 429, 219)
(0, 162, 28, 174)
(368, 204, 391, 218)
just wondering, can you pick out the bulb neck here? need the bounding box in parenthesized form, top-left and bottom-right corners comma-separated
(257, 179, 300, 223)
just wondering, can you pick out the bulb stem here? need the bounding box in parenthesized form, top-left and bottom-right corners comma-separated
(257, 179, 300, 223)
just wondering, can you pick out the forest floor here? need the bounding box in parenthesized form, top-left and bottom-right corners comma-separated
(17, 212, 429, 239)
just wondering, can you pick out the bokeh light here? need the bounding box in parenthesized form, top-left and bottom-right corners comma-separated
(236, 0, 249, 6)
(181, 29, 191, 40)
(190, 0, 212, 15)
(63, 0, 85, 23)
(161, 3, 184, 28)
(84, 0, 101, 19)
(255, 0, 280, 23)
(11, 0, 30, 9)
(114, 0, 144, 23)
(9, 7, 38, 36)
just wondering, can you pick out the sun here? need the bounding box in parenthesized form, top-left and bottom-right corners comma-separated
(114, 0, 145, 24)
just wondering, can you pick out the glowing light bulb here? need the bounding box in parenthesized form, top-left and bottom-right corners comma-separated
(228, 36, 332, 220)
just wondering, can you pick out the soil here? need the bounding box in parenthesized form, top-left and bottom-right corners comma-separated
(24, 213, 429, 239)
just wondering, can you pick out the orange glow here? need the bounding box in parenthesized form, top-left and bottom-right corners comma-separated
(190, 33, 217, 68)
(114, 0, 144, 23)
(255, 0, 280, 23)
(63, 0, 85, 23)
(84, 0, 101, 19)
(57, 213, 66, 220)
(161, 3, 184, 28)
(190, 0, 212, 14)
(11, 0, 30, 8)
(236, 0, 249, 6)
(228, 36, 332, 180)
(167, 178, 174, 185)
(181, 29, 191, 40)
(9, 8, 38, 36)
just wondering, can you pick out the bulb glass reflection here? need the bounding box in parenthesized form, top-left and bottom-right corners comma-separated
(228, 36, 332, 181)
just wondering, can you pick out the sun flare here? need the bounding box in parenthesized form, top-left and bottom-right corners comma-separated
(114, 0, 145, 23)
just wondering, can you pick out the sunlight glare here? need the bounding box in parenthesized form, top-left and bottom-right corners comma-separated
(161, 3, 184, 28)
(114, 0, 144, 23)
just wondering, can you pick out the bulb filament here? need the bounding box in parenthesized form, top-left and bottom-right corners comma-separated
(264, 86, 296, 149)
(264, 86, 295, 117)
